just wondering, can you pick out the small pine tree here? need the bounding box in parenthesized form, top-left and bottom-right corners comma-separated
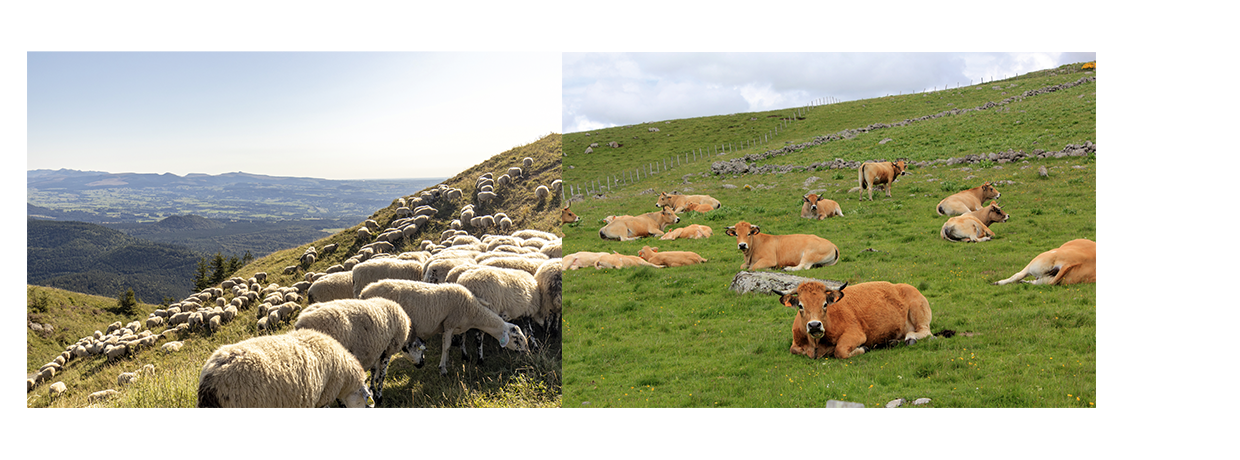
(193, 257, 210, 292)
(116, 288, 138, 316)
(209, 252, 226, 286)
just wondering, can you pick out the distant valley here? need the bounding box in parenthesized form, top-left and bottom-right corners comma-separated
(27, 169, 444, 223)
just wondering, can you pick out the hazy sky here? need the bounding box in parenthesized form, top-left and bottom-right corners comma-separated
(27, 52, 560, 180)
(562, 52, 1096, 133)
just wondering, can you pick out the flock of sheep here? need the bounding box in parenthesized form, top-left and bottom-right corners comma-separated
(29, 155, 564, 408)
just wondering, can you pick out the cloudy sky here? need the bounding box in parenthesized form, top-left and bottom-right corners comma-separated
(562, 52, 1096, 133)
(27, 52, 560, 180)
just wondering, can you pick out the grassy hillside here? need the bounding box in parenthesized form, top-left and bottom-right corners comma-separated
(27, 133, 564, 408)
(561, 64, 1096, 408)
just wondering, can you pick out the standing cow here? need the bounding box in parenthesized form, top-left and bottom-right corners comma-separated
(993, 239, 1096, 285)
(778, 281, 935, 360)
(724, 221, 839, 271)
(858, 160, 910, 201)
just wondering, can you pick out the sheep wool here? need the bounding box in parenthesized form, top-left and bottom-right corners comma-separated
(197, 329, 372, 408)
(351, 258, 425, 299)
(306, 271, 354, 304)
(293, 298, 413, 406)
(359, 280, 529, 376)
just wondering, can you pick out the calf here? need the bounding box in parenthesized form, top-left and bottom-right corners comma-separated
(636, 246, 707, 267)
(778, 281, 933, 359)
(563, 251, 610, 270)
(594, 252, 664, 269)
(655, 192, 721, 213)
(800, 193, 844, 220)
(940, 201, 1009, 243)
(858, 160, 910, 201)
(659, 224, 714, 240)
(724, 221, 839, 271)
(599, 206, 680, 241)
(936, 182, 1001, 216)
(561, 206, 581, 225)
(994, 239, 1096, 285)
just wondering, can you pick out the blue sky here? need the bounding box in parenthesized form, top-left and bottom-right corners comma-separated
(27, 52, 560, 180)
(562, 52, 1097, 133)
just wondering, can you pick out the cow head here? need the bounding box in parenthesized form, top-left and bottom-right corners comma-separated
(980, 182, 1001, 200)
(655, 206, 680, 229)
(983, 201, 1009, 224)
(893, 159, 910, 177)
(637, 246, 658, 260)
(724, 221, 760, 252)
(779, 281, 848, 340)
(561, 207, 581, 224)
(655, 192, 674, 209)
(803, 193, 820, 211)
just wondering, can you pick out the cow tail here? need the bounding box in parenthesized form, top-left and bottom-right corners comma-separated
(936, 204, 946, 216)
(858, 164, 870, 190)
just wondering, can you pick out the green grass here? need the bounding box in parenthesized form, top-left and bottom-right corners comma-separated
(561, 65, 1095, 408)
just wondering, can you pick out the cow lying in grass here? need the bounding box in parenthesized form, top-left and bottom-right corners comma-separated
(994, 238, 1096, 285)
(655, 192, 721, 213)
(599, 206, 680, 241)
(563, 251, 610, 270)
(561, 206, 581, 225)
(936, 182, 1000, 216)
(777, 281, 934, 359)
(858, 160, 909, 201)
(801, 193, 843, 220)
(636, 246, 707, 267)
(940, 201, 1009, 243)
(659, 224, 713, 240)
(725, 221, 839, 271)
(594, 252, 663, 269)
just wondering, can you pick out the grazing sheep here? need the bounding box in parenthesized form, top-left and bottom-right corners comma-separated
(162, 341, 184, 354)
(357, 227, 373, 241)
(535, 185, 550, 200)
(534, 259, 562, 336)
(306, 272, 354, 304)
(118, 372, 138, 386)
(294, 298, 415, 406)
(88, 389, 119, 404)
(456, 266, 543, 357)
(481, 256, 545, 275)
(359, 280, 529, 376)
(497, 174, 511, 186)
(348, 258, 428, 299)
(254, 272, 268, 283)
(197, 329, 373, 408)
(512, 229, 558, 241)
(523, 157, 533, 168)
(49, 381, 67, 396)
(423, 256, 481, 284)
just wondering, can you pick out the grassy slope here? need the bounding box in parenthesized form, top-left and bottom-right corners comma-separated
(561, 65, 1096, 408)
(27, 133, 564, 408)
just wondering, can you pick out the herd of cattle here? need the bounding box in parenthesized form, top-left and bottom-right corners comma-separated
(563, 159, 1096, 360)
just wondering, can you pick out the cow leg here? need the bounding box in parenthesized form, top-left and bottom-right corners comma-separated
(993, 265, 1032, 285)
(833, 330, 868, 359)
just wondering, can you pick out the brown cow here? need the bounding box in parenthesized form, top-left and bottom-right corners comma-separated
(594, 252, 664, 269)
(637, 246, 707, 267)
(858, 160, 910, 201)
(563, 251, 610, 270)
(936, 182, 1001, 216)
(778, 281, 933, 360)
(599, 206, 680, 241)
(800, 193, 843, 220)
(684, 202, 719, 213)
(724, 221, 839, 271)
(940, 201, 1009, 243)
(659, 224, 714, 240)
(561, 206, 581, 224)
(655, 192, 721, 213)
(994, 239, 1096, 286)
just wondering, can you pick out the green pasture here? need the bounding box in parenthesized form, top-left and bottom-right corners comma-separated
(561, 64, 1096, 408)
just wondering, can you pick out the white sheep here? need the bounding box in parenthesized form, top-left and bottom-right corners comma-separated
(512, 229, 558, 241)
(293, 298, 416, 406)
(197, 329, 373, 408)
(49, 381, 67, 397)
(423, 257, 480, 284)
(456, 266, 542, 359)
(535, 185, 550, 200)
(359, 280, 529, 376)
(118, 372, 138, 386)
(306, 271, 354, 304)
(351, 258, 425, 298)
(162, 341, 184, 354)
(522, 156, 533, 168)
(87, 389, 119, 404)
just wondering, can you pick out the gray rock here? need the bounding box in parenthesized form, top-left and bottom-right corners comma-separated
(825, 400, 866, 408)
(886, 398, 907, 408)
(730, 271, 845, 296)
